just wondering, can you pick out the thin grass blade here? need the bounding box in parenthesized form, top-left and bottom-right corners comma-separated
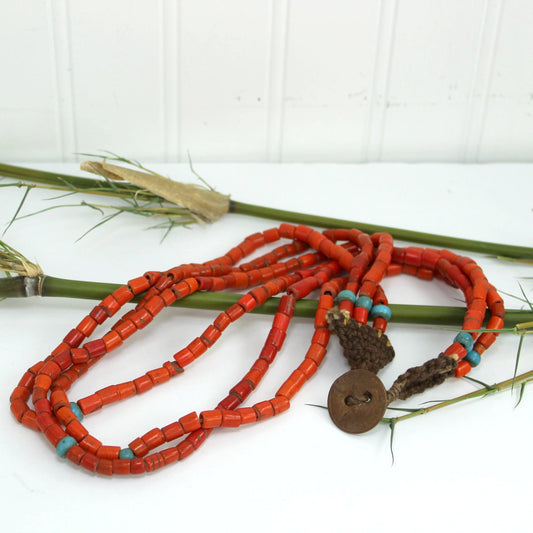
(3, 185, 32, 235)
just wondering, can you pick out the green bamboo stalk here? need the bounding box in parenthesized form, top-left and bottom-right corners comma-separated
(2, 274, 532, 327)
(230, 200, 533, 260)
(2, 162, 533, 259)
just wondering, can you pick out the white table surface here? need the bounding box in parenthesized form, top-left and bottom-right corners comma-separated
(1, 163, 532, 533)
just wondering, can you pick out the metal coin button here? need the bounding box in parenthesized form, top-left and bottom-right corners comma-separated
(327, 369, 387, 434)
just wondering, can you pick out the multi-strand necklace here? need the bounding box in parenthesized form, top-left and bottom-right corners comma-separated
(10, 224, 504, 475)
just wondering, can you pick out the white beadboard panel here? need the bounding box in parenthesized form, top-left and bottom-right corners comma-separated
(1, 1, 533, 163)
(68, 1, 162, 161)
(0, 1, 59, 160)
(179, 0, 270, 161)
(160, 0, 181, 162)
(381, 0, 485, 161)
(282, 0, 379, 162)
(479, 0, 533, 161)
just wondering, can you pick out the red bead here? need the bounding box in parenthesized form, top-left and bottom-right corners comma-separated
(89, 306, 108, 324)
(84, 339, 106, 358)
(63, 329, 85, 348)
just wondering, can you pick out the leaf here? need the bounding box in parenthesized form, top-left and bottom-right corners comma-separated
(515, 382, 526, 408)
(3, 185, 32, 235)
(305, 403, 328, 410)
(518, 282, 533, 312)
(389, 418, 396, 466)
(75, 210, 123, 241)
(512, 334, 525, 391)
(463, 375, 495, 391)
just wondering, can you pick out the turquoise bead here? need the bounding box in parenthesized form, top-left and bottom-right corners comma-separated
(454, 331, 474, 351)
(70, 402, 83, 422)
(336, 290, 356, 304)
(464, 349, 481, 367)
(56, 436, 77, 458)
(355, 296, 373, 311)
(119, 448, 135, 459)
(370, 304, 392, 321)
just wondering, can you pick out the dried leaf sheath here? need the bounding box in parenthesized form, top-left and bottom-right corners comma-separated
(0, 240, 43, 278)
(80, 161, 230, 223)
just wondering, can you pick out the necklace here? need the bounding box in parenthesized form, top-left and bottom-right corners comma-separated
(9, 224, 504, 475)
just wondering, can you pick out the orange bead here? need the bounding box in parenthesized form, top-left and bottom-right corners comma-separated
(101, 294, 121, 316)
(147, 367, 170, 385)
(96, 445, 121, 460)
(144, 295, 165, 317)
(76, 315, 98, 337)
(114, 319, 137, 340)
(173, 347, 195, 367)
(179, 412, 201, 433)
(103, 330, 123, 352)
(141, 428, 165, 450)
(298, 358, 318, 379)
(112, 458, 131, 475)
(200, 410, 223, 429)
(65, 420, 88, 441)
(221, 410, 241, 427)
(188, 337, 207, 358)
(34, 374, 52, 391)
(455, 360, 471, 378)
(117, 381, 137, 400)
(112, 285, 134, 305)
(133, 375, 153, 394)
(96, 385, 120, 406)
(80, 434, 102, 454)
(253, 400, 274, 420)
(305, 343, 327, 366)
(237, 407, 258, 425)
(271, 396, 290, 414)
(129, 437, 149, 457)
(162, 421, 184, 442)
(78, 393, 103, 414)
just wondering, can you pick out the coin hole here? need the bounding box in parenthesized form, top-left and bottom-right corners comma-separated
(344, 392, 372, 406)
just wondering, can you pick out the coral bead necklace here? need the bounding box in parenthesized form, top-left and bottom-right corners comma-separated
(9, 224, 504, 475)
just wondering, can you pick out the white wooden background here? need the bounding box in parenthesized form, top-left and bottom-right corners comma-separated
(1, 0, 532, 163)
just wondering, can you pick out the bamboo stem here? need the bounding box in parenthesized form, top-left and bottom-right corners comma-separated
(2, 163, 533, 259)
(0, 275, 530, 327)
(230, 200, 533, 260)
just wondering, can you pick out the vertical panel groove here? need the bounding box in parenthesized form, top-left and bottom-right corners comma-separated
(266, 0, 289, 162)
(160, 0, 181, 162)
(48, 0, 77, 161)
(362, 0, 398, 162)
(462, 0, 504, 162)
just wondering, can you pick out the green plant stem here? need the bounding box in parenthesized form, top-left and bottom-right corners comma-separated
(2, 163, 533, 259)
(230, 200, 533, 260)
(2, 274, 531, 327)
(382, 369, 533, 424)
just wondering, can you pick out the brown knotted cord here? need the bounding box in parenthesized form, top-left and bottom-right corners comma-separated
(327, 308, 458, 406)
(326, 309, 394, 374)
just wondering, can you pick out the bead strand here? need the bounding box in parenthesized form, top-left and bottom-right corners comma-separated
(9, 223, 505, 475)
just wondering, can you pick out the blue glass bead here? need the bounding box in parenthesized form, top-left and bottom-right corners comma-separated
(454, 331, 474, 351)
(70, 402, 84, 422)
(56, 436, 77, 458)
(336, 290, 356, 304)
(355, 296, 373, 311)
(464, 349, 481, 367)
(370, 304, 392, 321)
(119, 447, 135, 459)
